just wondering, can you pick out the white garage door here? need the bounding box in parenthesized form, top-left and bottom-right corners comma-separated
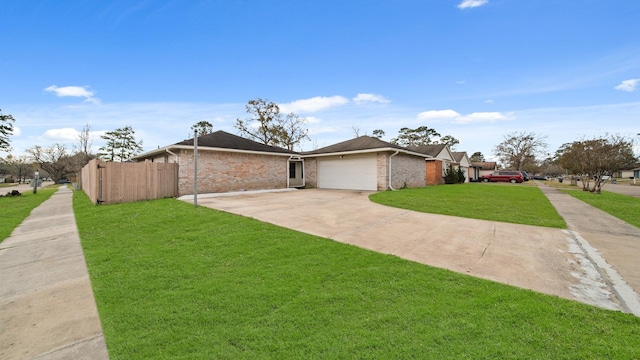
(317, 155, 378, 190)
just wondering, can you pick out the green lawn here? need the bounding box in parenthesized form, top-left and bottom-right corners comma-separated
(0, 186, 58, 241)
(370, 183, 567, 228)
(73, 191, 640, 359)
(562, 189, 640, 228)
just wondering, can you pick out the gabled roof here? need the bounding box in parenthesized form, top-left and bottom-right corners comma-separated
(302, 136, 431, 158)
(175, 130, 296, 154)
(132, 130, 297, 160)
(407, 144, 447, 158)
(452, 152, 465, 162)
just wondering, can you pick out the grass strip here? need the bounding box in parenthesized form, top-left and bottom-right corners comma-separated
(370, 183, 567, 228)
(73, 191, 639, 359)
(0, 186, 58, 242)
(562, 189, 640, 228)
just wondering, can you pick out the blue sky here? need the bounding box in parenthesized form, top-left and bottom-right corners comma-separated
(2, 0, 639, 160)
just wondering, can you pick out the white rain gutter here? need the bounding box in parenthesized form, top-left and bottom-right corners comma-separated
(388, 151, 399, 191)
(166, 148, 178, 163)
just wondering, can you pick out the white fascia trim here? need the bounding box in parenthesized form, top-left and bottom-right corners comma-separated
(133, 145, 296, 160)
(302, 147, 432, 159)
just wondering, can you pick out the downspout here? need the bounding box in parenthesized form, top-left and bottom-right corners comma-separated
(287, 156, 293, 188)
(166, 148, 178, 163)
(388, 151, 399, 191)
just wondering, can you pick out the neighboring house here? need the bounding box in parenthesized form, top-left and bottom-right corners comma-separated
(407, 144, 457, 185)
(453, 152, 471, 182)
(303, 136, 432, 191)
(470, 161, 498, 181)
(131, 130, 301, 196)
(616, 162, 640, 179)
(132, 131, 433, 195)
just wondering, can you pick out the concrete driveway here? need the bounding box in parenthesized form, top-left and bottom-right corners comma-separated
(188, 188, 628, 312)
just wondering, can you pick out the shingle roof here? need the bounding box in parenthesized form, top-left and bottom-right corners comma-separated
(471, 161, 497, 170)
(303, 136, 408, 155)
(406, 144, 447, 157)
(175, 130, 297, 154)
(452, 151, 468, 163)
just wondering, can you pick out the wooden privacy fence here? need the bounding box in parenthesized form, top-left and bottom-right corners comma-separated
(80, 159, 178, 204)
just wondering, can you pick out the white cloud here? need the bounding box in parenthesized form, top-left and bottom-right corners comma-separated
(352, 93, 390, 105)
(305, 116, 322, 124)
(279, 96, 349, 113)
(12, 126, 21, 137)
(456, 80, 466, 85)
(455, 111, 514, 124)
(614, 78, 640, 92)
(484, 99, 494, 104)
(43, 128, 81, 141)
(417, 109, 513, 124)
(458, 0, 488, 9)
(417, 109, 461, 120)
(45, 85, 101, 104)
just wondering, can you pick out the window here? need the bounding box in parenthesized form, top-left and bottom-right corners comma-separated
(289, 162, 296, 179)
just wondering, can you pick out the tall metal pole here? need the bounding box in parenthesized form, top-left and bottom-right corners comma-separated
(193, 130, 198, 207)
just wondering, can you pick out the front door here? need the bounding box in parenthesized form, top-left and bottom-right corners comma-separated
(288, 160, 304, 188)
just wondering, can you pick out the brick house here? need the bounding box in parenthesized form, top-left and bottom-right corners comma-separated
(133, 131, 432, 195)
(302, 136, 432, 191)
(131, 131, 301, 196)
(407, 144, 457, 185)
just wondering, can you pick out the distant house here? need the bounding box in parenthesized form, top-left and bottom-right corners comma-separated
(453, 152, 471, 182)
(470, 161, 498, 181)
(616, 163, 640, 179)
(407, 144, 457, 185)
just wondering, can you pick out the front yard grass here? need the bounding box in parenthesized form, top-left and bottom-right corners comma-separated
(0, 186, 57, 242)
(370, 183, 567, 228)
(73, 191, 640, 359)
(562, 189, 640, 228)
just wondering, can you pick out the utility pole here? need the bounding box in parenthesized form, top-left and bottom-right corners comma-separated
(193, 130, 198, 207)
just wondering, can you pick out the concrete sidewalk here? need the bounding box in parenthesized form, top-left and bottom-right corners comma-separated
(0, 186, 109, 359)
(537, 183, 640, 316)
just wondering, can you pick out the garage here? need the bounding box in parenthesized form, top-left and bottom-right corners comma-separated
(317, 154, 378, 190)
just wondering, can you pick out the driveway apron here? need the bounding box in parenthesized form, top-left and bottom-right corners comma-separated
(537, 183, 640, 316)
(189, 188, 638, 315)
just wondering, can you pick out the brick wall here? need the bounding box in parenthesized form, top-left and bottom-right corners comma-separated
(426, 160, 444, 185)
(304, 158, 317, 188)
(387, 153, 426, 189)
(177, 149, 289, 196)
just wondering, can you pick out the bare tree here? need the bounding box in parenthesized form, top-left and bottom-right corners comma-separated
(76, 123, 94, 155)
(352, 125, 360, 137)
(493, 131, 548, 170)
(235, 98, 309, 150)
(2, 154, 33, 183)
(26, 144, 72, 182)
(558, 135, 636, 193)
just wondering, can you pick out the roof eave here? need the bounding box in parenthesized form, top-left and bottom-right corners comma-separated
(302, 147, 433, 159)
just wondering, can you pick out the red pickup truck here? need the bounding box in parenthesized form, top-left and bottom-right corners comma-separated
(480, 171, 524, 183)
